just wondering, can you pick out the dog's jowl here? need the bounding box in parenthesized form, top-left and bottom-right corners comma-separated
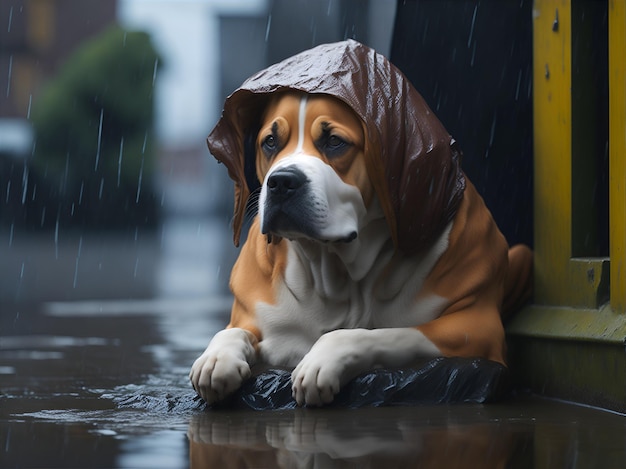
(189, 40, 533, 407)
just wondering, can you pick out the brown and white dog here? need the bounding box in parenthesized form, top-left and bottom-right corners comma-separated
(190, 41, 532, 407)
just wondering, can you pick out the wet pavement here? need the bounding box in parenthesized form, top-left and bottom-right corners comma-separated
(2, 219, 626, 468)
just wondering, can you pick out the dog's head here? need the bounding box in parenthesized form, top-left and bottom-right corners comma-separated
(208, 40, 465, 255)
(256, 91, 372, 244)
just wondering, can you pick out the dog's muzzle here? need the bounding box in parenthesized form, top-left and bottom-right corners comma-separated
(259, 155, 365, 243)
(261, 166, 321, 240)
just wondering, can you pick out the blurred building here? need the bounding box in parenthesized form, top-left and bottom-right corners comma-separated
(0, 0, 117, 156)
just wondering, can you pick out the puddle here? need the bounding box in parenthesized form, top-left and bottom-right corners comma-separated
(2, 227, 626, 468)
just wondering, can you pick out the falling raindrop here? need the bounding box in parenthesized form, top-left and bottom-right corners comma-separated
(152, 59, 159, 86)
(5, 180, 10, 204)
(20, 163, 28, 205)
(98, 177, 104, 200)
(19, 262, 24, 279)
(136, 156, 144, 203)
(54, 218, 59, 259)
(467, 4, 478, 48)
(6, 55, 13, 97)
(489, 112, 497, 147)
(40, 206, 46, 226)
(8, 223, 14, 247)
(73, 236, 83, 289)
(117, 137, 124, 187)
(26, 94, 32, 119)
(78, 181, 84, 205)
(470, 41, 477, 67)
(515, 69, 522, 101)
(94, 109, 104, 171)
(133, 257, 139, 278)
(265, 14, 272, 42)
(7, 6, 13, 32)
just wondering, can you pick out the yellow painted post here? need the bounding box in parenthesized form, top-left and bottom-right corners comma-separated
(609, 0, 626, 313)
(533, 0, 572, 306)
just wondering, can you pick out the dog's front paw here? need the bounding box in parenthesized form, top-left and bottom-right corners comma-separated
(190, 351, 251, 405)
(189, 328, 256, 405)
(291, 330, 369, 406)
(291, 356, 341, 407)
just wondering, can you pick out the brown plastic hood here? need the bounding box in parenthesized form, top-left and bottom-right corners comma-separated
(207, 39, 465, 255)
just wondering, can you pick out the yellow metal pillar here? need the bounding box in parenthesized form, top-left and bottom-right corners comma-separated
(609, 0, 626, 313)
(533, 0, 611, 309)
(533, 0, 572, 306)
(507, 0, 626, 413)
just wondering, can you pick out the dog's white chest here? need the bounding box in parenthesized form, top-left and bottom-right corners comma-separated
(256, 223, 451, 367)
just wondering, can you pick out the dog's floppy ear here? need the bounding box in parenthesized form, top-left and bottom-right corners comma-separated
(207, 92, 266, 247)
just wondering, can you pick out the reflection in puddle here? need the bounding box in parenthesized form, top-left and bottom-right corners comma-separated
(187, 407, 520, 469)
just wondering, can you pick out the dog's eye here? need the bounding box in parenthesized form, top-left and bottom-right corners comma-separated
(327, 135, 344, 148)
(321, 134, 350, 158)
(262, 135, 277, 154)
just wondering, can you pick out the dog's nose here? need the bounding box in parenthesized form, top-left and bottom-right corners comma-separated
(267, 168, 308, 198)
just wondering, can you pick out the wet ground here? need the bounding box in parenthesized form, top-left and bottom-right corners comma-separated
(2, 218, 626, 468)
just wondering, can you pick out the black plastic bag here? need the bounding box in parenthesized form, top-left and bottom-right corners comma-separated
(211, 357, 510, 410)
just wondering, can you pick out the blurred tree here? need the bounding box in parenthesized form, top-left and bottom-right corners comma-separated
(30, 25, 161, 229)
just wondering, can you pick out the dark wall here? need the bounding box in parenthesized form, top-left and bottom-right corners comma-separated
(391, 0, 533, 247)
